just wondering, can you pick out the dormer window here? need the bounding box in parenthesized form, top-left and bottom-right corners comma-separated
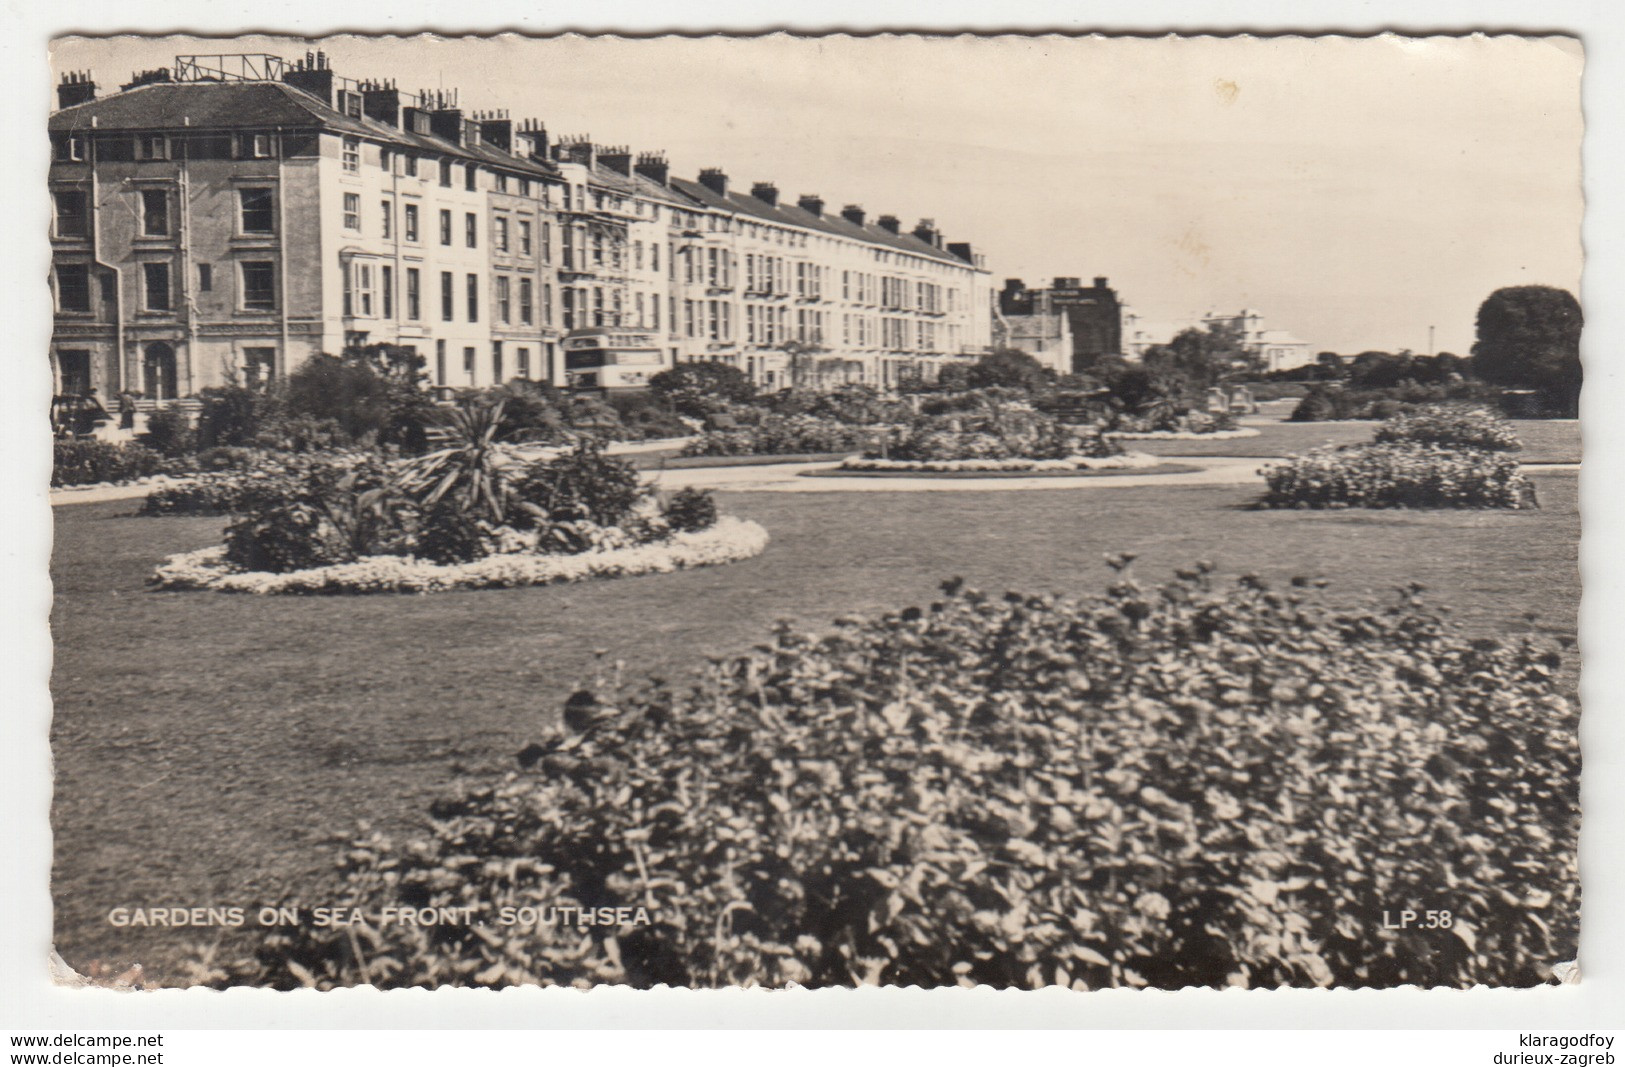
(137, 135, 169, 161)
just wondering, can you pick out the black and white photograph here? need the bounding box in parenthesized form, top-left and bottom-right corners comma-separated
(36, 28, 1590, 1002)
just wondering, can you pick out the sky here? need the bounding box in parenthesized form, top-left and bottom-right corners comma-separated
(49, 33, 1584, 356)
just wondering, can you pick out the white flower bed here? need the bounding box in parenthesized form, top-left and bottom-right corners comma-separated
(1106, 427, 1261, 441)
(53, 473, 184, 493)
(838, 452, 1161, 473)
(151, 516, 769, 595)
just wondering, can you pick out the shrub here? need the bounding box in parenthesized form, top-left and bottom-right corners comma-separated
(661, 487, 718, 533)
(195, 564, 1576, 990)
(919, 386, 1033, 417)
(221, 455, 406, 573)
(683, 414, 875, 457)
(649, 361, 757, 418)
(196, 385, 269, 449)
(770, 384, 912, 426)
(1262, 443, 1537, 509)
(253, 413, 351, 453)
(1374, 405, 1522, 452)
(881, 401, 1118, 462)
(604, 392, 692, 440)
(143, 450, 385, 516)
(510, 439, 651, 530)
(1289, 381, 1499, 422)
(52, 440, 164, 487)
(283, 345, 436, 452)
(138, 410, 197, 458)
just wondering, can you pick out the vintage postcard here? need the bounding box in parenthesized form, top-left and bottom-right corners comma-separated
(43, 31, 1583, 995)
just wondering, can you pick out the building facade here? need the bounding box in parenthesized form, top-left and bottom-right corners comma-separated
(1121, 307, 1312, 372)
(997, 276, 1122, 373)
(49, 53, 993, 403)
(990, 310, 1073, 376)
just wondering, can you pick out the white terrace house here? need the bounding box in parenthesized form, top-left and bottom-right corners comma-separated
(49, 52, 994, 404)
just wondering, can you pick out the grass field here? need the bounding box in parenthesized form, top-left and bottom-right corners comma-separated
(1129, 418, 1581, 461)
(48, 441, 1580, 982)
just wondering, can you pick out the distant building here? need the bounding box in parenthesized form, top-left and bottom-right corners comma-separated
(998, 276, 1122, 373)
(991, 309, 1072, 375)
(1121, 307, 1312, 373)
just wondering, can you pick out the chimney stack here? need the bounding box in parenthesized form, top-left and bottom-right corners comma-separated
(1094, 276, 1110, 290)
(750, 181, 779, 206)
(119, 68, 171, 93)
(797, 194, 824, 217)
(599, 144, 633, 175)
(912, 218, 941, 247)
(877, 214, 901, 235)
(951, 243, 982, 267)
(634, 151, 669, 186)
(57, 70, 98, 109)
(841, 204, 866, 226)
(699, 168, 729, 196)
(1054, 276, 1081, 290)
(475, 109, 513, 151)
(419, 89, 464, 144)
(283, 51, 335, 107)
(515, 118, 549, 161)
(554, 136, 595, 168)
(360, 79, 402, 127)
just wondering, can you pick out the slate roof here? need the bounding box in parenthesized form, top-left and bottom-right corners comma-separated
(667, 176, 975, 267)
(50, 80, 979, 263)
(49, 80, 559, 180)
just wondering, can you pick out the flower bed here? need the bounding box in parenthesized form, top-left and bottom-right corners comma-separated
(682, 413, 877, 457)
(141, 450, 379, 515)
(151, 516, 768, 595)
(838, 452, 1160, 473)
(191, 563, 1576, 990)
(1262, 442, 1537, 509)
(1373, 404, 1522, 452)
(52, 439, 165, 488)
(1107, 427, 1261, 441)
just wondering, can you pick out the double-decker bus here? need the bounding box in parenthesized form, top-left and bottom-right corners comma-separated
(561, 328, 665, 390)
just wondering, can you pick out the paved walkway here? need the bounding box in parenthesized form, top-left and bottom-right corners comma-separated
(648, 456, 1271, 494)
(50, 435, 1581, 507)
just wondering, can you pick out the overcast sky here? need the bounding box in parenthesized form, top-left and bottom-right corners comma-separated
(51, 33, 1583, 356)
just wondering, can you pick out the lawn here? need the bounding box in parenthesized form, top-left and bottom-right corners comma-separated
(49, 470, 1579, 982)
(1127, 418, 1579, 462)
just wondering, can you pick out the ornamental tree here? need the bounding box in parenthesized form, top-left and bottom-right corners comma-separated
(1470, 286, 1582, 414)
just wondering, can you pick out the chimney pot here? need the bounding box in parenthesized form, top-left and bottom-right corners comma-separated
(58, 71, 99, 108)
(699, 168, 729, 196)
(634, 151, 669, 186)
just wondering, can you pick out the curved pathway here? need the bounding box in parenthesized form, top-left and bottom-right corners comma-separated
(648, 456, 1269, 494)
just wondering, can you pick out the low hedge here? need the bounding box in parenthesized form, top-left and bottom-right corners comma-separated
(682, 414, 877, 457)
(1262, 442, 1537, 509)
(193, 563, 1576, 990)
(1373, 405, 1522, 452)
(52, 439, 165, 487)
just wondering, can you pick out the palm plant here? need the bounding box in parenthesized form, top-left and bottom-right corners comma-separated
(394, 399, 513, 524)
